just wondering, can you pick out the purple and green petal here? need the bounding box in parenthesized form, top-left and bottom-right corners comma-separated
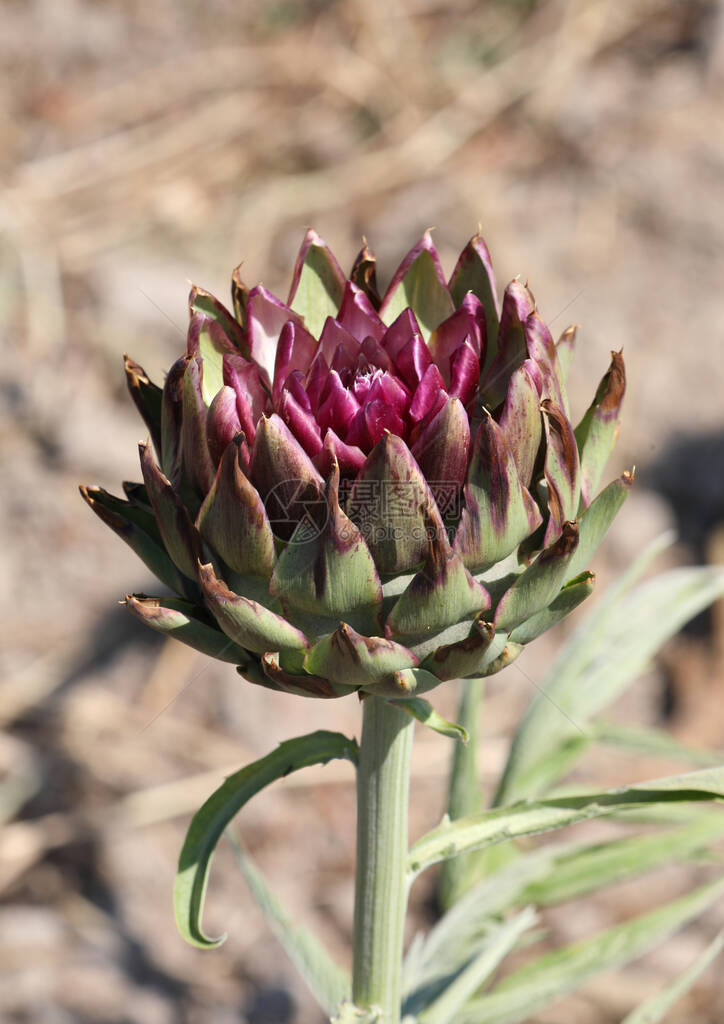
(410, 397, 470, 508)
(249, 413, 325, 542)
(454, 414, 542, 572)
(189, 284, 248, 356)
(386, 515, 490, 636)
(575, 350, 626, 506)
(206, 386, 242, 466)
(565, 470, 634, 581)
(494, 521, 580, 632)
(247, 285, 305, 385)
(304, 622, 418, 687)
(139, 441, 201, 580)
(421, 618, 497, 680)
(480, 280, 535, 408)
(124, 355, 162, 456)
(288, 229, 346, 338)
(448, 232, 499, 364)
(509, 571, 595, 645)
(379, 231, 454, 340)
(498, 365, 542, 488)
(199, 562, 309, 655)
(182, 357, 216, 498)
(260, 652, 352, 698)
(196, 436, 276, 578)
(346, 432, 444, 574)
(270, 462, 383, 636)
(556, 324, 578, 383)
(80, 485, 194, 598)
(186, 313, 237, 406)
(125, 594, 250, 664)
(525, 311, 569, 415)
(160, 355, 186, 488)
(541, 398, 581, 545)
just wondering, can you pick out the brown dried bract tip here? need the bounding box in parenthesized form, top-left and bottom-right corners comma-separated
(124, 353, 150, 385)
(599, 350, 626, 414)
(350, 239, 381, 309)
(540, 520, 579, 563)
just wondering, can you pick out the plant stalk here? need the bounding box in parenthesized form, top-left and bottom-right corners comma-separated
(352, 696, 414, 1022)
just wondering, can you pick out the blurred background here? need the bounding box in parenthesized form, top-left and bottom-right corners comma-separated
(2, 0, 724, 1021)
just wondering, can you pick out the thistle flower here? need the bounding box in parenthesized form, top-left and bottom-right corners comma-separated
(81, 230, 628, 699)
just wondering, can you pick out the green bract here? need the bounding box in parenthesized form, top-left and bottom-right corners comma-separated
(81, 230, 628, 698)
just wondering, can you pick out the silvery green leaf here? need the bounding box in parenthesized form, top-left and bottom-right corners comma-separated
(416, 909, 536, 1024)
(457, 879, 724, 1024)
(439, 679, 485, 910)
(620, 929, 724, 1024)
(408, 764, 724, 879)
(592, 721, 722, 767)
(227, 832, 350, 1015)
(495, 536, 724, 806)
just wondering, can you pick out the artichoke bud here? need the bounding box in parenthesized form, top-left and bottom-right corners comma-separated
(83, 230, 630, 698)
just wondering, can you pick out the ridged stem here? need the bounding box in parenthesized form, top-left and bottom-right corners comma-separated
(352, 696, 414, 1023)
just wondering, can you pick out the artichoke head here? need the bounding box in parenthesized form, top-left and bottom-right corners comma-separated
(81, 230, 629, 699)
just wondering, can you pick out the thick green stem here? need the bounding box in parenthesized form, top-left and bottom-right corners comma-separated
(352, 696, 414, 1022)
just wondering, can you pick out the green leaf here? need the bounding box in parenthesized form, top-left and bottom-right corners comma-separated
(408, 764, 724, 879)
(227, 831, 350, 1014)
(416, 909, 536, 1024)
(495, 538, 724, 806)
(439, 679, 485, 910)
(174, 730, 358, 948)
(458, 879, 724, 1024)
(423, 811, 724, 954)
(390, 697, 468, 743)
(621, 929, 724, 1024)
(592, 721, 722, 767)
(517, 812, 724, 909)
